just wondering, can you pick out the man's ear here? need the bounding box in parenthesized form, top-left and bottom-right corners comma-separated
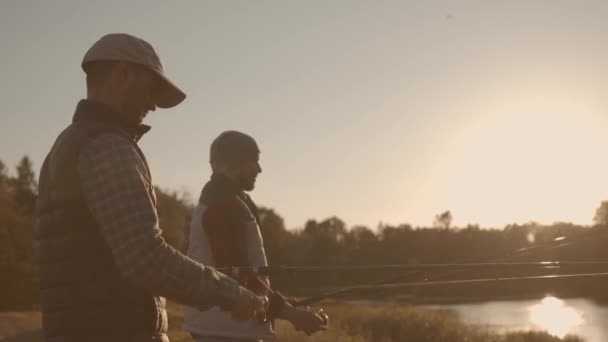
(114, 62, 134, 85)
(211, 162, 227, 174)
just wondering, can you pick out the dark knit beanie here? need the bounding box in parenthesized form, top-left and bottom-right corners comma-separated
(210, 131, 260, 166)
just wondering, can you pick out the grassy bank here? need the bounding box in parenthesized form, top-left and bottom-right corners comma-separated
(167, 301, 583, 342)
(0, 301, 583, 342)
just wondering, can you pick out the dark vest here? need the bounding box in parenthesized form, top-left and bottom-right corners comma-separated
(35, 100, 167, 342)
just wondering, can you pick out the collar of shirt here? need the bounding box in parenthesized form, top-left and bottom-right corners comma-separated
(72, 99, 151, 142)
(210, 173, 262, 226)
(210, 173, 244, 196)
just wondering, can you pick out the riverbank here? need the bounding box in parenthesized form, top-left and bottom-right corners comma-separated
(0, 301, 583, 342)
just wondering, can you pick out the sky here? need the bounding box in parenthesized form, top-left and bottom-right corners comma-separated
(3, 1, 608, 230)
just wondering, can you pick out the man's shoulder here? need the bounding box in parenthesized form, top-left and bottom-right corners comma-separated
(80, 131, 136, 156)
(89, 131, 133, 146)
(200, 182, 240, 206)
(200, 184, 252, 219)
(45, 123, 135, 170)
(77, 131, 148, 178)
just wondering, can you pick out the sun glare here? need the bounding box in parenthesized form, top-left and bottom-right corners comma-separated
(529, 296, 584, 338)
(443, 102, 608, 227)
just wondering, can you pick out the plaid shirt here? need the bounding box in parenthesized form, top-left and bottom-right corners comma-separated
(77, 131, 240, 310)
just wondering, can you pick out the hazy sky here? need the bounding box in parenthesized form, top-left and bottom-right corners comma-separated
(3, 1, 608, 229)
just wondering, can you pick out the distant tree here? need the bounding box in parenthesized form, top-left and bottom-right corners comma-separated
(347, 225, 377, 247)
(11, 156, 37, 215)
(0, 159, 19, 263)
(464, 223, 480, 231)
(0, 160, 8, 198)
(433, 210, 452, 230)
(302, 217, 348, 265)
(0, 159, 7, 184)
(593, 201, 608, 226)
(304, 217, 347, 243)
(155, 187, 193, 252)
(345, 225, 379, 264)
(0, 157, 39, 308)
(257, 207, 289, 264)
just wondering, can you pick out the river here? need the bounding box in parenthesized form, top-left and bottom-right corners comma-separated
(421, 296, 608, 342)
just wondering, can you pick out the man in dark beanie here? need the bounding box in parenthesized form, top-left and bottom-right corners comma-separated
(184, 131, 326, 341)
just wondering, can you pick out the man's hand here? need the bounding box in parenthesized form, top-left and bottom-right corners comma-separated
(281, 304, 327, 335)
(230, 286, 268, 322)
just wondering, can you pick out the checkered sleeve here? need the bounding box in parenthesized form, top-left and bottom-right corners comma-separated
(77, 133, 240, 310)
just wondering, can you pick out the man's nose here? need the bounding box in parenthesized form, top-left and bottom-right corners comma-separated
(146, 94, 157, 112)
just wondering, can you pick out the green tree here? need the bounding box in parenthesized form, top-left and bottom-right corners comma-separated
(433, 210, 452, 230)
(303, 217, 348, 265)
(593, 200, 608, 226)
(155, 187, 193, 252)
(257, 207, 289, 264)
(11, 156, 37, 215)
(0, 157, 39, 308)
(0, 159, 7, 186)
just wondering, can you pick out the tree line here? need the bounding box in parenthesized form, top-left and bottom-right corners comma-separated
(2, 155, 608, 308)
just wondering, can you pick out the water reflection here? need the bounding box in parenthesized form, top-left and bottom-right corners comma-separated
(528, 296, 584, 338)
(420, 296, 608, 341)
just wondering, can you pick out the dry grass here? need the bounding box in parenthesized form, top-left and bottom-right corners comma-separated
(0, 302, 583, 342)
(168, 301, 583, 342)
(0, 311, 42, 342)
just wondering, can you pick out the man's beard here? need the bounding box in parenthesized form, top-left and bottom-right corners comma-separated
(237, 175, 256, 192)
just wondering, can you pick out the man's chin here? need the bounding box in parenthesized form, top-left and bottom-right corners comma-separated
(125, 112, 144, 126)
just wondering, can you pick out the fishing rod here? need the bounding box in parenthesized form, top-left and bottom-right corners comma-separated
(220, 261, 608, 277)
(411, 228, 608, 284)
(291, 271, 608, 303)
(288, 229, 608, 306)
(219, 259, 608, 307)
(287, 262, 608, 307)
(487, 228, 608, 261)
(218, 228, 608, 307)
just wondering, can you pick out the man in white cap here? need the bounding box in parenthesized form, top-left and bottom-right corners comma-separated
(35, 33, 265, 342)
